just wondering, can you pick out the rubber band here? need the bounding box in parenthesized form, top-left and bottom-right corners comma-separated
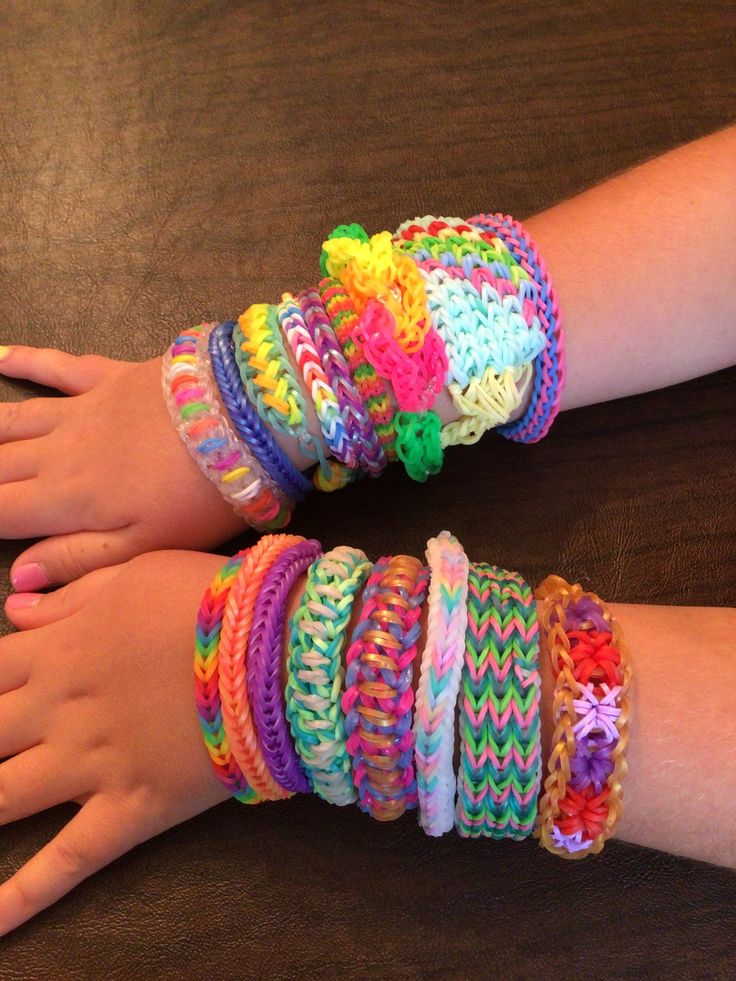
(342, 554, 429, 821)
(285, 546, 372, 805)
(194, 550, 260, 804)
(298, 288, 386, 477)
(276, 292, 355, 491)
(218, 534, 306, 802)
(319, 276, 398, 461)
(394, 411, 443, 483)
(247, 538, 323, 794)
(456, 564, 542, 838)
(162, 323, 289, 529)
(209, 321, 310, 503)
(413, 532, 469, 836)
(534, 575, 632, 857)
(468, 213, 566, 442)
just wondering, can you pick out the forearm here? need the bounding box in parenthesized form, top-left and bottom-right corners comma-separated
(280, 583, 736, 868)
(523, 124, 736, 412)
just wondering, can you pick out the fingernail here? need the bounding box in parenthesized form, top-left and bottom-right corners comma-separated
(0, 346, 10, 361)
(6, 593, 41, 611)
(11, 562, 49, 592)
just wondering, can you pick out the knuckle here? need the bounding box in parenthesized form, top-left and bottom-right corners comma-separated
(52, 834, 89, 879)
(7, 872, 39, 914)
(0, 401, 21, 439)
(57, 538, 93, 582)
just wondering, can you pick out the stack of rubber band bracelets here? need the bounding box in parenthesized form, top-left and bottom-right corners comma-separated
(194, 531, 632, 856)
(164, 214, 566, 526)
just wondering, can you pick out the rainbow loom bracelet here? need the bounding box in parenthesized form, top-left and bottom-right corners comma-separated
(247, 538, 323, 794)
(194, 550, 259, 804)
(468, 213, 566, 443)
(285, 546, 372, 806)
(298, 287, 386, 477)
(456, 564, 542, 838)
(218, 534, 305, 802)
(534, 575, 632, 858)
(319, 276, 398, 461)
(209, 321, 311, 502)
(234, 302, 331, 478)
(276, 291, 359, 488)
(413, 532, 470, 836)
(162, 323, 289, 529)
(342, 555, 429, 821)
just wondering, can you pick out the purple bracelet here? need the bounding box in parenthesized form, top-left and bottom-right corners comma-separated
(297, 287, 386, 477)
(247, 538, 323, 794)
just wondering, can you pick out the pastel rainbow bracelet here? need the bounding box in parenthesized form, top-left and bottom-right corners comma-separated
(413, 532, 469, 836)
(247, 538, 323, 795)
(342, 554, 428, 821)
(218, 534, 305, 802)
(534, 575, 632, 857)
(456, 564, 542, 838)
(162, 323, 289, 529)
(298, 287, 386, 477)
(285, 546, 372, 806)
(468, 213, 566, 443)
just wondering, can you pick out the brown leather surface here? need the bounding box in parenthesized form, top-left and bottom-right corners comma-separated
(1, 1, 735, 977)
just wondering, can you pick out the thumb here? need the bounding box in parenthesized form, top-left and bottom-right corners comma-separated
(0, 345, 119, 395)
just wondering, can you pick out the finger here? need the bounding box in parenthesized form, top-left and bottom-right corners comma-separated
(11, 527, 139, 591)
(0, 792, 148, 937)
(6, 565, 121, 629)
(0, 480, 87, 539)
(0, 687, 41, 758)
(0, 633, 31, 694)
(0, 743, 90, 828)
(0, 438, 40, 483)
(0, 345, 114, 396)
(0, 398, 59, 444)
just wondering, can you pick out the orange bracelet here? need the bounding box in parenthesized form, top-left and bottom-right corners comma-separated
(218, 533, 305, 801)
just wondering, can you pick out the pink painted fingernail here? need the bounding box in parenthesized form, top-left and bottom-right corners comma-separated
(10, 562, 49, 592)
(6, 592, 41, 611)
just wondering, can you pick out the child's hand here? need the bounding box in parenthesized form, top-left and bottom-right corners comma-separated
(0, 549, 233, 936)
(0, 347, 246, 588)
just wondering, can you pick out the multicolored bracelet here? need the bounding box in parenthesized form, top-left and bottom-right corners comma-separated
(298, 287, 386, 477)
(218, 534, 305, 802)
(456, 564, 542, 839)
(319, 276, 398, 461)
(413, 532, 469, 836)
(285, 546, 372, 806)
(162, 323, 289, 529)
(534, 575, 632, 857)
(193, 550, 260, 804)
(247, 538, 323, 794)
(342, 554, 429, 821)
(468, 213, 566, 443)
(209, 321, 311, 504)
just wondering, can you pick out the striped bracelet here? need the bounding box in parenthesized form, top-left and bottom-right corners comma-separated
(218, 534, 305, 802)
(342, 554, 428, 821)
(285, 546, 372, 805)
(193, 550, 260, 804)
(413, 532, 469, 836)
(468, 213, 566, 443)
(209, 321, 310, 503)
(162, 323, 289, 529)
(456, 564, 542, 838)
(534, 575, 632, 857)
(246, 538, 323, 795)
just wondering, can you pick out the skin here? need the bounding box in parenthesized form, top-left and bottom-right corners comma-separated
(0, 124, 734, 588)
(1, 551, 735, 937)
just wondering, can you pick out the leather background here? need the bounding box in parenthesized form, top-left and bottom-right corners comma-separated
(1, 1, 735, 978)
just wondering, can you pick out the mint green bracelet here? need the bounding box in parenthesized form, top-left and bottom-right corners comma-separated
(285, 546, 372, 805)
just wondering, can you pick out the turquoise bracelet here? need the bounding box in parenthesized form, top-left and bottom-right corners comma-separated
(285, 546, 372, 805)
